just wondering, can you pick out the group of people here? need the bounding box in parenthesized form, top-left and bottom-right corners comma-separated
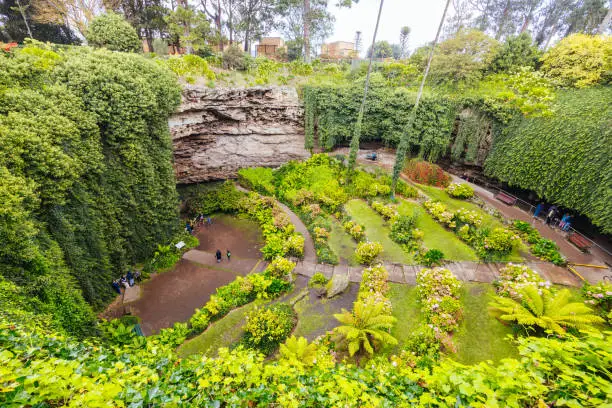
(111, 270, 141, 294)
(185, 214, 212, 234)
(215, 249, 231, 263)
(533, 203, 572, 231)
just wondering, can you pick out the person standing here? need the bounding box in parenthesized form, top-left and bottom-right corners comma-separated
(127, 270, 135, 287)
(207, 216, 212, 226)
(545, 206, 556, 226)
(111, 280, 121, 294)
(226, 249, 231, 262)
(533, 203, 543, 219)
(215, 249, 222, 263)
(185, 221, 193, 234)
(562, 216, 572, 232)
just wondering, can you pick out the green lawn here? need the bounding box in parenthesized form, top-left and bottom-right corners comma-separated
(397, 200, 478, 261)
(388, 283, 424, 351)
(177, 300, 265, 358)
(328, 217, 358, 265)
(411, 184, 524, 262)
(345, 199, 414, 264)
(452, 283, 518, 364)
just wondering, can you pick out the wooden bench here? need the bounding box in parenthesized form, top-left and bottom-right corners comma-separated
(568, 233, 592, 252)
(494, 192, 517, 206)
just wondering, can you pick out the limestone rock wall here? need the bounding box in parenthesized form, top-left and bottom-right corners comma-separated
(170, 86, 309, 183)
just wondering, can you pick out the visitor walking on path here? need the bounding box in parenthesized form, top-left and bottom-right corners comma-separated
(207, 216, 212, 226)
(185, 221, 193, 234)
(226, 249, 231, 262)
(127, 270, 135, 287)
(545, 206, 557, 226)
(533, 202, 543, 219)
(215, 249, 222, 263)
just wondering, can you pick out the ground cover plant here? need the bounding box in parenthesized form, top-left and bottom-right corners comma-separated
(512, 220, 566, 265)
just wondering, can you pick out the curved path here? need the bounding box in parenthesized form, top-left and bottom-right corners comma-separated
(235, 184, 317, 263)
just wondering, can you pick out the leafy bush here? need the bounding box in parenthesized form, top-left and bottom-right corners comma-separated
(242, 303, 297, 355)
(445, 183, 474, 199)
(371, 201, 398, 221)
(162, 54, 216, 80)
(283, 234, 305, 258)
(531, 238, 566, 265)
(358, 265, 392, 314)
(355, 241, 384, 265)
(512, 220, 540, 244)
(222, 45, 250, 70)
(421, 249, 445, 266)
(394, 179, 418, 198)
(390, 214, 418, 244)
(237, 167, 276, 195)
(582, 281, 612, 321)
(416, 268, 462, 335)
(493, 263, 549, 298)
(403, 159, 451, 187)
(343, 220, 366, 242)
(309, 272, 329, 287)
(265, 257, 296, 279)
(313, 226, 330, 244)
(86, 12, 141, 52)
(481, 227, 520, 256)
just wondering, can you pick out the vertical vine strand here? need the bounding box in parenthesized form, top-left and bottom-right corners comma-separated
(391, 0, 452, 193)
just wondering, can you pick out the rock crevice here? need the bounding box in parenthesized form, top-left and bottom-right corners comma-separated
(170, 86, 309, 183)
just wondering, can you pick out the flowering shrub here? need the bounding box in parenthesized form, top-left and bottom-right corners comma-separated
(403, 159, 451, 187)
(309, 272, 329, 287)
(482, 227, 520, 255)
(395, 179, 419, 198)
(371, 201, 398, 221)
(358, 265, 392, 314)
(452, 209, 483, 229)
(423, 200, 454, 225)
(243, 303, 297, 355)
(493, 263, 550, 298)
(416, 268, 463, 345)
(582, 281, 612, 320)
(512, 220, 541, 244)
(355, 241, 384, 265)
(313, 226, 331, 244)
(343, 221, 366, 242)
(445, 183, 474, 199)
(265, 257, 296, 279)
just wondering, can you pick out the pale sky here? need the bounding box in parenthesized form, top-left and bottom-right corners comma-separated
(327, 0, 449, 56)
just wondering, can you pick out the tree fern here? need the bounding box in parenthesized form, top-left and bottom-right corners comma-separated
(489, 287, 604, 335)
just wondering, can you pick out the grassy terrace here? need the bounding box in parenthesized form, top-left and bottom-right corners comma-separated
(345, 199, 414, 264)
(328, 217, 358, 265)
(397, 200, 478, 261)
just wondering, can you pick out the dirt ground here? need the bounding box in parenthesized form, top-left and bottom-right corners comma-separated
(195, 213, 263, 259)
(107, 214, 264, 335)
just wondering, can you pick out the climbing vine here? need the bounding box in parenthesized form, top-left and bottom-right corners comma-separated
(485, 87, 612, 233)
(451, 109, 492, 164)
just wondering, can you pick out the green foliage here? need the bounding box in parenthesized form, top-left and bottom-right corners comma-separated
(531, 238, 566, 266)
(488, 286, 604, 335)
(421, 249, 445, 266)
(429, 29, 499, 85)
(265, 256, 296, 279)
(390, 214, 418, 244)
(279, 335, 318, 367)
(334, 300, 398, 357)
(86, 12, 141, 53)
(302, 83, 457, 159)
(394, 179, 418, 198)
(485, 87, 612, 233)
(180, 181, 246, 215)
(445, 183, 474, 199)
(238, 167, 276, 194)
(343, 220, 366, 242)
(161, 54, 216, 80)
(0, 45, 181, 333)
(489, 32, 542, 73)
(222, 45, 251, 70)
(355, 241, 383, 265)
(165, 7, 212, 54)
(416, 268, 462, 334)
(493, 263, 549, 298)
(371, 201, 398, 221)
(309, 272, 329, 287)
(582, 281, 612, 321)
(481, 227, 520, 256)
(242, 303, 297, 355)
(541, 34, 612, 88)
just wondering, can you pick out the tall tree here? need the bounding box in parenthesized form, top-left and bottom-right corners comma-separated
(366, 40, 393, 58)
(117, 0, 168, 52)
(276, 0, 333, 60)
(1, 0, 79, 43)
(201, 0, 223, 50)
(597, 0, 612, 33)
(166, 5, 211, 53)
(31, 0, 117, 36)
(236, 0, 275, 52)
(399, 25, 410, 58)
(347, 0, 384, 173)
(391, 0, 452, 191)
(444, 0, 472, 37)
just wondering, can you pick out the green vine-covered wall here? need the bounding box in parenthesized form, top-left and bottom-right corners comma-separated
(0, 44, 181, 334)
(303, 78, 457, 162)
(485, 87, 612, 233)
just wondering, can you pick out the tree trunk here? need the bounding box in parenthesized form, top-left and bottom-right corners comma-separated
(303, 0, 311, 62)
(495, 0, 511, 40)
(15, 0, 33, 39)
(597, 1, 612, 34)
(217, 0, 223, 51)
(145, 28, 153, 53)
(347, 0, 384, 172)
(229, 1, 233, 44)
(391, 0, 452, 191)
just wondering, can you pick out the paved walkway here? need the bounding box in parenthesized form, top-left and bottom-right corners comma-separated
(292, 259, 581, 287)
